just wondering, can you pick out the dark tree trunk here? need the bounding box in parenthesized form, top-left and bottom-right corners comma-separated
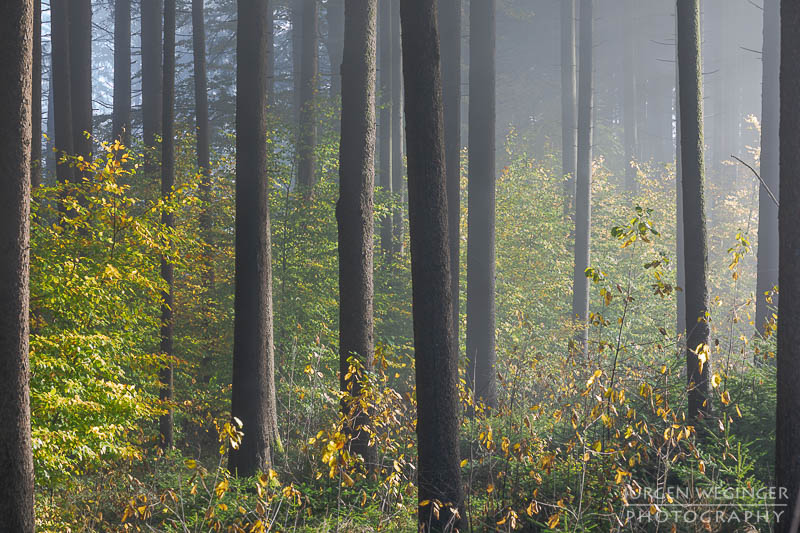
(0, 2, 35, 529)
(561, 0, 577, 213)
(51, 0, 75, 183)
(571, 0, 593, 358)
(297, 0, 319, 191)
(69, 0, 92, 174)
(777, 1, 800, 529)
(677, 0, 710, 421)
(159, 0, 176, 450)
(622, 0, 637, 193)
(378, 0, 392, 252)
(399, 1, 464, 529)
(266, 2, 275, 106)
(326, 0, 345, 99)
(676, 46, 685, 339)
(391, 1, 404, 253)
(141, 0, 163, 153)
(466, 0, 497, 408)
(113, 0, 132, 145)
(336, 0, 377, 467)
(292, 4, 302, 122)
(756, 0, 779, 337)
(439, 0, 461, 347)
(230, 0, 280, 477)
(31, 0, 41, 187)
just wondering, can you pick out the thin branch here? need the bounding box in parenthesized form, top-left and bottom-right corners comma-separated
(731, 155, 779, 208)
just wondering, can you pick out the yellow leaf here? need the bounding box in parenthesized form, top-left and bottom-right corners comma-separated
(721, 390, 731, 406)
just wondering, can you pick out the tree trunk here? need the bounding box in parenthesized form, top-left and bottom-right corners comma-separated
(141, 0, 163, 153)
(266, 2, 275, 106)
(400, 1, 464, 529)
(756, 0, 779, 337)
(439, 0, 461, 348)
(326, 0, 345, 99)
(677, 0, 710, 421)
(230, 0, 280, 476)
(113, 0, 132, 145)
(0, 2, 35, 529)
(297, 0, 319, 191)
(159, 0, 176, 450)
(378, 0, 392, 252)
(675, 37, 685, 339)
(292, 4, 302, 122)
(622, 0, 637, 193)
(776, 2, 800, 529)
(561, 0, 577, 213)
(571, 0, 593, 358)
(45, 69, 55, 178)
(31, 0, 41, 187)
(391, 1, 404, 253)
(336, 0, 377, 467)
(69, 0, 92, 175)
(51, 0, 75, 183)
(466, 0, 497, 409)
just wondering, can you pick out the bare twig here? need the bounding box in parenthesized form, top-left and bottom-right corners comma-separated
(731, 155, 779, 208)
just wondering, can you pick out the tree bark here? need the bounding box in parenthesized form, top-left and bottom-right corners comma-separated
(439, 0, 461, 347)
(297, 0, 319, 191)
(677, 0, 710, 421)
(561, 0, 577, 213)
(466, 0, 497, 408)
(756, 0, 779, 337)
(337, 0, 377, 467)
(31, 0, 41, 187)
(266, 2, 275, 107)
(51, 0, 75, 183)
(113, 0, 132, 145)
(69, 0, 92, 175)
(141, 0, 163, 153)
(378, 0, 393, 252)
(399, 1, 464, 529)
(159, 0, 176, 450)
(571, 0, 593, 358)
(391, 1, 404, 252)
(776, 1, 800, 529)
(230, 0, 280, 476)
(0, 1, 35, 529)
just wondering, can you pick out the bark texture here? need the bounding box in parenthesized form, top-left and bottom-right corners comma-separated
(0, 1, 35, 528)
(777, 1, 800, 529)
(336, 0, 377, 467)
(466, 0, 497, 409)
(439, 0, 461, 346)
(230, 0, 280, 476)
(399, 1, 464, 529)
(113, 0, 132, 144)
(571, 0, 593, 358)
(297, 0, 319, 191)
(756, 0, 779, 337)
(677, 0, 710, 420)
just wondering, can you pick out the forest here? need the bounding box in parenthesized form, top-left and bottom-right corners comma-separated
(0, 0, 797, 531)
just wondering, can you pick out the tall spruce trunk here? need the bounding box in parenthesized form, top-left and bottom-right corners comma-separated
(391, 1, 404, 252)
(230, 0, 280, 477)
(776, 1, 800, 529)
(399, 1, 465, 529)
(677, 0, 710, 421)
(571, 0, 593, 358)
(466, 0, 497, 408)
(0, 3, 35, 530)
(297, 0, 319, 191)
(378, 0, 393, 252)
(113, 0, 132, 145)
(31, 0, 41, 187)
(439, 0, 461, 346)
(69, 0, 92, 175)
(141, 0, 163, 155)
(266, 3, 275, 106)
(561, 0, 577, 213)
(756, 0, 779, 337)
(51, 0, 75, 183)
(336, 0, 378, 467)
(159, 0, 176, 450)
